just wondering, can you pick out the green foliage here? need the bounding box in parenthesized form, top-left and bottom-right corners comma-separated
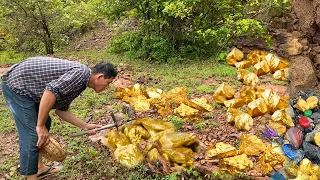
(194, 122, 206, 130)
(167, 116, 184, 131)
(0, 50, 24, 64)
(0, 0, 104, 54)
(109, 32, 172, 62)
(162, 172, 181, 180)
(106, 0, 290, 62)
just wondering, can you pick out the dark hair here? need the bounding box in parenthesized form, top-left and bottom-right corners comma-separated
(91, 62, 117, 78)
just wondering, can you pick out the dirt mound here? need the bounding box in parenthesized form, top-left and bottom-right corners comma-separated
(65, 21, 115, 51)
(269, 0, 320, 95)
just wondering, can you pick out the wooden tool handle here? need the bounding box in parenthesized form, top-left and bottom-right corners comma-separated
(70, 124, 116, 137)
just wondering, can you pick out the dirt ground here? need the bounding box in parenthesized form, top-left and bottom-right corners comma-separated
(0, 60, 289, 179)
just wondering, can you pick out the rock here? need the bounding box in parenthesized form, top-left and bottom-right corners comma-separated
(304, 129, 320, 142)
(273, 164, 283, 171)
(290, 56, 318, 95)
(254, 177, 269, 180)
(311, 112, 320, 124)
(300, 38, 309, 51)
(313, 31, 320, 44)
(285, 37, 303, 55)
(314, 0, 320, 26)
(313, 54, 320, 64)
(286, 105, 295, 118)
(291, 0, 316, 37)
(302, 141, 320, 164)
(312, 45, 320, 53)
(88, 129, 108, 143)
(292, 31, 303, 38)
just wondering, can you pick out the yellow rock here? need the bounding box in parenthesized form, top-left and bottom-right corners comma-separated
(247, 50, 262, 65)
(268, 121, 286, 136)
(207, 142, 237, 159)
(296, 97, 309, 112)
(235, 60, 251, 69)
(261, 89, 280, 113)
(188, 97, 213, 112)
(277, 95, 289, 110)
(273, 68, 289, 81)
(277, 59, 289, 70)
(174, 103, 200, 122)
(237, 69, 251, 81)
(114, 144, 144, 168)
(224, 98, 245, 108)
(272, 109, 294, 127)
(219, 154, 254, 175)
(254, 60, 270, 76)
(243, 72, 259, 86)
(147, 148, 160, 162)
(213, 83, 235, 104)
(306, 96, 318, 109)
(226, 48, 244, 66)
(264, 53, 280, 73)
(314, 132, 320, 147)
(240, 86, 256, 104)
(247, 98, 268, 117)
(167, 87, 188, 104)
(227, 108, 253, 130)
(239, 134, 267, 156)
(256, 145, 286, 174)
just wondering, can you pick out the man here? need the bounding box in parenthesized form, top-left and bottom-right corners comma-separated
(1, 56, 117, 180)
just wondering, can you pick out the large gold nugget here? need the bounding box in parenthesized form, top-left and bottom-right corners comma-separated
(254, 60, 270, 76)
(207, 142, 237, 159)
(226, 48, 244, 66)
(247, 98, 268, 117)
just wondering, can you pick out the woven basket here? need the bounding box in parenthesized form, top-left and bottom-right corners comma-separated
(39, 137, 66, 162)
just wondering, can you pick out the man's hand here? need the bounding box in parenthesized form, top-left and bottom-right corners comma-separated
(36, 125, 49, 148)
(83, 123, 102, 136)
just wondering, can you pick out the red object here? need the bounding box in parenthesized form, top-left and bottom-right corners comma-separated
(299, 116, 310, 128)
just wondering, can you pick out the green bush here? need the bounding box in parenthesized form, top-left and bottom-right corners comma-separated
(106, 0, 291, 62)
(109, 32, 172, 62)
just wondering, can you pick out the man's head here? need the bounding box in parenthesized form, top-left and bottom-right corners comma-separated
(89, 62, 117, 93)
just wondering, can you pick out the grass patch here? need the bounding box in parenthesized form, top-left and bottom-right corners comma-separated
(167, 116, 184, 131)
(0, 88, 15, 133)
(56, 50, 236, 91)
(196, 84, 215, 94)
(0, 108, 15, 132)
(0, 156, 20, 180)
(194, 122, 206, 130)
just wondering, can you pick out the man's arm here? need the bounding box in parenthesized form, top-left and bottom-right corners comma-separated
(55, 110, 101, 131)
(36, 90, 56, 147)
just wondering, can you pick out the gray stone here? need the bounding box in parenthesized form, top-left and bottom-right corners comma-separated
(286, 106, 295, 118)
(311, 112, 320, 123)
(302, 142, 320, 164)
(304, 129, 320, 142)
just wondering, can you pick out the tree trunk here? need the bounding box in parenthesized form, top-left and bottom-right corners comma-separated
(38, 5, 54, 54)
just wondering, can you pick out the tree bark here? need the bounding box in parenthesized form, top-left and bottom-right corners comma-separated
(38, 5, 54, 54)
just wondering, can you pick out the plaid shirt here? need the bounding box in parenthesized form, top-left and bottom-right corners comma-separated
(1, 56, 91, 111)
